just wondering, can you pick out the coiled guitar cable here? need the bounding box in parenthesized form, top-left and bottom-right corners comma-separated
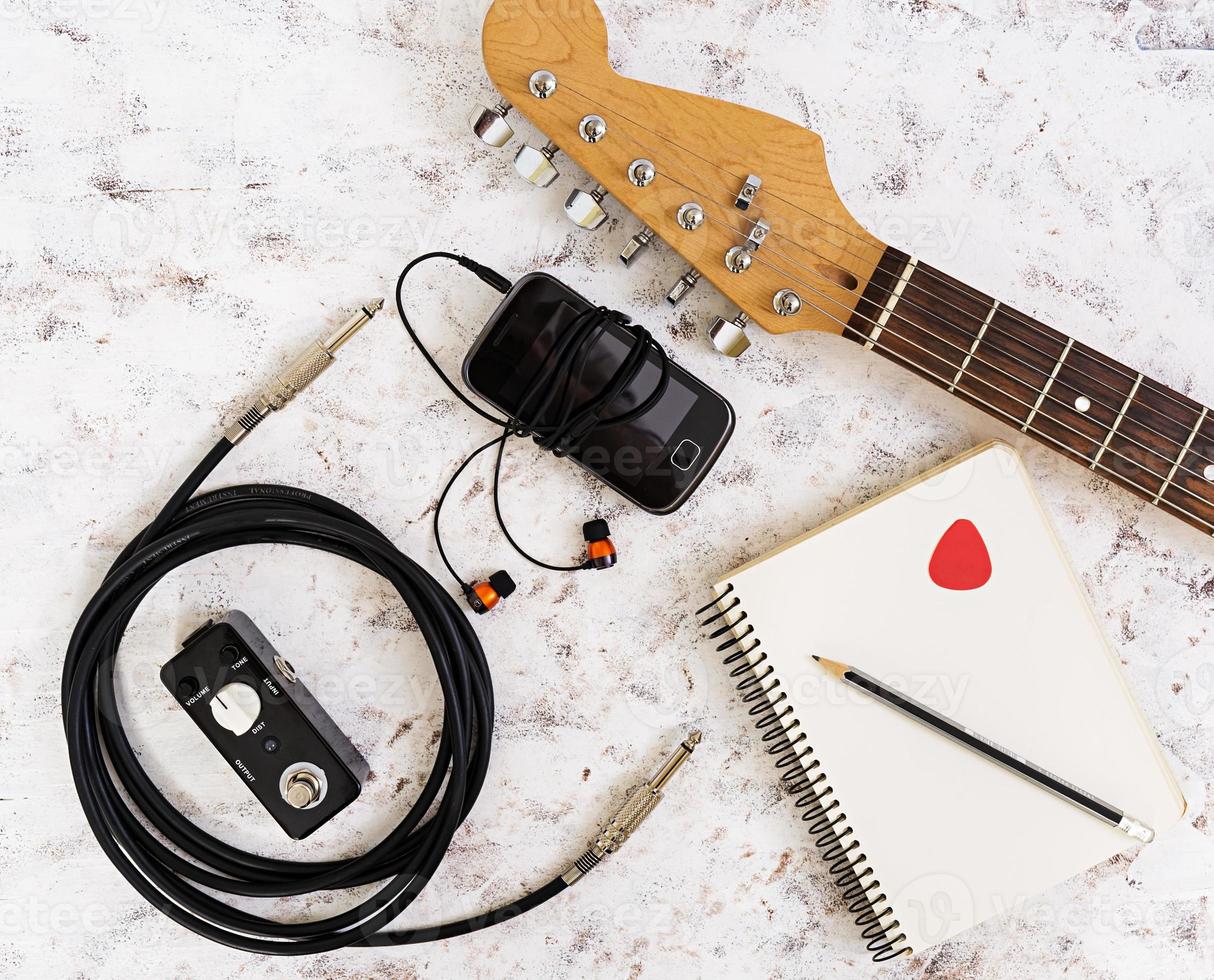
(61, 289, 699, 954)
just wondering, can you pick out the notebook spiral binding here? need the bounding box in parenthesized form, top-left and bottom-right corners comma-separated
(698, 584, 913, 963)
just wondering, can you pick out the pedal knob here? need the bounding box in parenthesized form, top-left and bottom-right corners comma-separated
(469, 99, 513, 147)
(565, 184, 609, 229)
(707, 312, 751, 358)
(513, 141, 560, 187)
(620, 225, 655, 266)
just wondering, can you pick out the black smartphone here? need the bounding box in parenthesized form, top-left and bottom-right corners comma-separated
(463, 272, 734, 514)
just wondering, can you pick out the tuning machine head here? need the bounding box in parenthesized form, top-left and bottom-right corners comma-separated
(666, 268, 701, 305)
(469, 99, 514, 148)
(565, 184, 610, 230)
(513, 140, 560, 187)
(620, 225, 656, 266)
(707, 312, 751, 358)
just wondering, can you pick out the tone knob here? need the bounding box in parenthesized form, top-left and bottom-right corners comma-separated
(620, 225, 656, 266)
(469, 99, 513, 147)
(707, 312, 751, 358)
(528, 69, 558, 99)
(513, 140, 560, 187)
(565, 184, 609, 229)
(210, 681, 261, 736)
(724, 246, 752, 274)
(677, 202, 705, 231)
(773, 288, 803, 316)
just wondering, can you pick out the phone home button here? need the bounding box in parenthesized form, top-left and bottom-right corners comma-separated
(671, 439, 701, 472)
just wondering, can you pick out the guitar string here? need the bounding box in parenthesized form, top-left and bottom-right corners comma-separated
(564, 78, 1212, 431)
(652, 172, 1214, 490)
(745, 247, 1214, 520)
(587, 97, 1214, 468)
(749, 279, 1214, 530)
(559, 80, 1214, 440)
(576, 111, 1214, 486)
(835, 314, 1211, 531)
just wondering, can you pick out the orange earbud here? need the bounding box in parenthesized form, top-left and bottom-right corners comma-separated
(582, 520, 617, 570)
(463, 570, 516, 614)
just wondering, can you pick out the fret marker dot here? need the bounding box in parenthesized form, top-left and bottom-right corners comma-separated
(1074, 395, 1092, 413)
(1205, 464, 1214, 482)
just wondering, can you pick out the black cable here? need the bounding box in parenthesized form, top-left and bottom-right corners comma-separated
(61, 436, 570, 955)
(395, 252, 669, 584)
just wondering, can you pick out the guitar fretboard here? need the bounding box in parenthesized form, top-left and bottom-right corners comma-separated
(846, 247, 1214, 537)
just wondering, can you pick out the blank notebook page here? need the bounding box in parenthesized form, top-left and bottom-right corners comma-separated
(713, 442, 1185, 953)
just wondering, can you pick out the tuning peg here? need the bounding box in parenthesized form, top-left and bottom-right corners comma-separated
(564, 184, 609, 229)
(666, 268, 701, 305)
(469, 99, 514, 147)
(619, 225, 655, 266)
(513, 140, 560, 187)
(707, 312, 751, 357)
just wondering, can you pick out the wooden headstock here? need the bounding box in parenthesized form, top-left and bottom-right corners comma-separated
(478, 0, 887, 352)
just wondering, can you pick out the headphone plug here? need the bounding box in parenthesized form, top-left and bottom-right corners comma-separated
(457, 256, 512, 294)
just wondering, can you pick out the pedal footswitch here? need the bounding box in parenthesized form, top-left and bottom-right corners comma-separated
(161, 611, 370, 840)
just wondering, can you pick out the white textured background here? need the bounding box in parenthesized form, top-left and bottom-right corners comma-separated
(2, 0, 1213, 977)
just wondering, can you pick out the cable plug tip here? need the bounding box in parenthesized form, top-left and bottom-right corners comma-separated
(365, 297, 385, 314)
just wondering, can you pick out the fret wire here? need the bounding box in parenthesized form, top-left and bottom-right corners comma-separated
(561, 80, 1213, 439)
(1090, 374, 1142, 472)
(1022, 338, 1073, 432)
(949, 301, 997, 392)
(753, 247, 1213, 491)
(755, 252, 1214, 523)
(1153, 408, 1209, 505)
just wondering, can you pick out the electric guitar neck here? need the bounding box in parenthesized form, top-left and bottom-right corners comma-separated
(852, 247, 1214, 535)
(472, 0, 1214, 539)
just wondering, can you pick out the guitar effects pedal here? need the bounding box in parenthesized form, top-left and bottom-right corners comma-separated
(161, 611, 369, 840)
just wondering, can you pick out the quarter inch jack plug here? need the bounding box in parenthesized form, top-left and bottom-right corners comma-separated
(224, 298, 384, 445)
(561, 730, 702, 885)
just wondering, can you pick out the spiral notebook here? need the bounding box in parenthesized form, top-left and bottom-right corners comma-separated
(700, 442, 1185, 960)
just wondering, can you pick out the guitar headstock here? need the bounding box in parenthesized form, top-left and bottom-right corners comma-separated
(471, 0, 888, 356)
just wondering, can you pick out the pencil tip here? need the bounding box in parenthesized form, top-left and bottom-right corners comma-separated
(811, 655, 821, 662)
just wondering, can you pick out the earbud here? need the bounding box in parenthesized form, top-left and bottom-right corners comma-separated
(463, 570, 516, 614)
(582, 519, 617, 570)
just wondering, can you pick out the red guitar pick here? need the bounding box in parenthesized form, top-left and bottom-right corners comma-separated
(929, 519, 992, 591)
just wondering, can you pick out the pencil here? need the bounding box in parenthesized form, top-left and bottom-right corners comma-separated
(812, 655, 1155, 842)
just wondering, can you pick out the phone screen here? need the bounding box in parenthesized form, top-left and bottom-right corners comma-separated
(485, 300, 698, 486)
(463, 273, 734, 513)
